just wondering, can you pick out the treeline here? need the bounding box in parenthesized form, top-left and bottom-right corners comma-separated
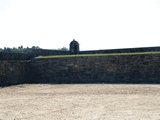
(0, 46, 40, 53)
(0, 46, 69, 53)
(56, 47, 69, 51)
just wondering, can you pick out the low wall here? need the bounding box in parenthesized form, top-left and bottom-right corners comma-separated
(80, 46, 160, 54)
(0, 61, 33, 87)
(31, 54, 160, 84)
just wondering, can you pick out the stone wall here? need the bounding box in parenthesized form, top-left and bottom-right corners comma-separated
(1, 54, 160, 87)
(0, 49, 70, 61)
(0, 52, 34, 60)
(0, 61, 33, 87)
(80, 46, 160, 54)
(31, 54, 160, 84)
(31, 49, 70, 56)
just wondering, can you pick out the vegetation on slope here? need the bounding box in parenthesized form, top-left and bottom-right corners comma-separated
(35, 51, 160, 59)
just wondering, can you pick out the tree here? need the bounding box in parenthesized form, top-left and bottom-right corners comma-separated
(32, 46, 40, 49)
(1, 46, 40, 53)
(58, 47, 69, 51)
(0, 48, 3, 52)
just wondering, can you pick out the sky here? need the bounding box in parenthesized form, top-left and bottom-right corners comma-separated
(0, 0, 160, 50)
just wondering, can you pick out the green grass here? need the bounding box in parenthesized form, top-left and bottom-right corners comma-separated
(34, 51, 160, 59)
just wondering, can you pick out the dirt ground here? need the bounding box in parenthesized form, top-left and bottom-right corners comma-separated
(0, 84, 160, 120)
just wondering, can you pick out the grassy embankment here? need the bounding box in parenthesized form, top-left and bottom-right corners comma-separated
(35, 51, 160, 59)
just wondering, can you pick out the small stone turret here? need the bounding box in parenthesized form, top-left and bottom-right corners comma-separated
(69, 39, 79, 54)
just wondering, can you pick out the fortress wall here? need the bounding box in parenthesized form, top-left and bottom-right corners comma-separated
(31, 49, 70, 56)
(0, 61, 33, 87)
(0, 52, 33, 60)
(0, 49, 70, 61)
(31, 54, 160, 84)
(1, 54, 160, 87)
(80, 46, 160, 54)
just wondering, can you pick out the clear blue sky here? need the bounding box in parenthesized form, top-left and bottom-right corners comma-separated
(0, 0, 160, 50)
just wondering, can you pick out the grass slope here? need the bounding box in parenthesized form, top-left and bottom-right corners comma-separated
(35, 51, 160, 59)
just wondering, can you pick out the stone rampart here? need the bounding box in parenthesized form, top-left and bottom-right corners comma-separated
(31, 49, 70, 56)
(80, 46, 160, 54)
(1, 54, 160, 86)
(0, 61, 33, 87)
(0, 52, 33, 60)
(31, 54, 160, 84)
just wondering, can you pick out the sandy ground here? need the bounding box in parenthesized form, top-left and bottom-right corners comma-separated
(0, 84, 160, 120)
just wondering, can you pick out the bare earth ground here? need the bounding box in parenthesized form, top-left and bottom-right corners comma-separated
(0, 84, 160, 120)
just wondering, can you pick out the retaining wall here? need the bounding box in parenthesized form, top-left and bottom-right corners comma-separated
(0, 61, 33, 87)
(31, 54, 160, 84)
(0, 52, 34, 60)
(1, 54, 160, 86)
